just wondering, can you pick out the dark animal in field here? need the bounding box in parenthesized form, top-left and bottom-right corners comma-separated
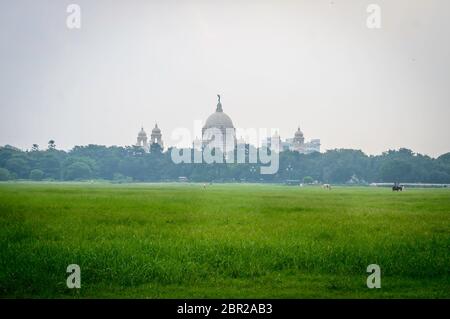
(392, 185, 403, 191)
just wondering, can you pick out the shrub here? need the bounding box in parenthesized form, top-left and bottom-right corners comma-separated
(303, 176, 314, 184)
(64, 162, 92, 180)
(29, 169, 44, 181)
(113, 173, 133, 183)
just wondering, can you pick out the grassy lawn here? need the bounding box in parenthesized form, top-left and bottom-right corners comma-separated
(0, 182, 449, 298)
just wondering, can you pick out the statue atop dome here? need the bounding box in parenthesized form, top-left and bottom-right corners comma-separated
(216, 94, 223, 112)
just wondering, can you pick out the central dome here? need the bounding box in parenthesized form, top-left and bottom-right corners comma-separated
(204, 111, 234, 129)
(202, 95, 236, 151)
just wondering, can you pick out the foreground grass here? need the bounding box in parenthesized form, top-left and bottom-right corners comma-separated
(0, 182, 449, 298)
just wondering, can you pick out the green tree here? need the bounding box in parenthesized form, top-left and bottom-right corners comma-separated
(150, 143, 163, 153)
(29, 169, 44, 181)
(380, 160, 412, 182)
(39, 153, 63, 180)
(5, 156, 29, 179)
(64, 162, 92, 180)
(0, 168, 10, 181)
(0, 143, 449, 184)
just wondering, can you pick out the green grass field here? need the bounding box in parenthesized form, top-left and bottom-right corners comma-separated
(0, 182, 449, 298)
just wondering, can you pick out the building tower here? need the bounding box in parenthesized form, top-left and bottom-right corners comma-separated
(136, 126, 148, 152)
(150, 123, 164, 150)
(292, 127, 305, 152)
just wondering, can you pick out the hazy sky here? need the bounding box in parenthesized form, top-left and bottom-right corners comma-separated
(1, 0, 449, 157)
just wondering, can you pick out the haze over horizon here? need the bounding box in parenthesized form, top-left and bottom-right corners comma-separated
(1, 0, 449, 157)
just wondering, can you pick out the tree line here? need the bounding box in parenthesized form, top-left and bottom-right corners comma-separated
(0, 141, 449, 184)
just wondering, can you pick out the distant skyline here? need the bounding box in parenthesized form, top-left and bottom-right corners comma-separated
(1, 0, 449, 157)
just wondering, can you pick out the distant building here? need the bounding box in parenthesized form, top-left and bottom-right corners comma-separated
(134, 96, 320, 156)
(306, 139, 321, 153)
(136, 127, 149, 152)
(292, 127, 305, 151)
(263, 127, 320, 154)
(150, 123, 164, 150)
(135, 123, 164, 152)
(202, 94, 236, 153)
